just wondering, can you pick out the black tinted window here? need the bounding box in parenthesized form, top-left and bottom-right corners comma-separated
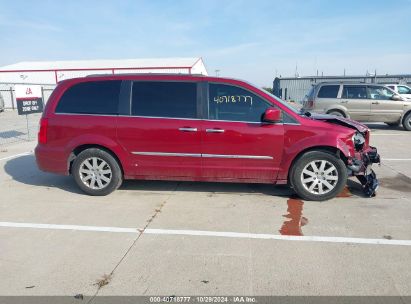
(342, 86, 367, 99)
(209, 84, 271, 122)
(56, 81, 121, 114)
(317, 85, 340, 98)
(132, 82, 197, 118)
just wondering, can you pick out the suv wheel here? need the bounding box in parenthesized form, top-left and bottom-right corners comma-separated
(290, 151, 347, 201)
(72, 148, 123, 196)
(403, 112, 411, 131)
(327, 110, 345, 118)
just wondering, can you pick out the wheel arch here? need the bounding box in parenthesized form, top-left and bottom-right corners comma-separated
(287, 145, 347, 187)
(326, 108, 347, 118)
(401, 109, 411, 125)
(68, 144, 124, 176)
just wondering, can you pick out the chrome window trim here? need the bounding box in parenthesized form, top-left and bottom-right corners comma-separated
(132, 151, 273, 160)
(54, 112, 285, 124)
(55, 112, 120, 117)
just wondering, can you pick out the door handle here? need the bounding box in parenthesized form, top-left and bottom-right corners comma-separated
(340, 100, 348, 104)
(371, 101, 380, 105)
(206, 128, 225, 133)
(178, 127, 198, 132)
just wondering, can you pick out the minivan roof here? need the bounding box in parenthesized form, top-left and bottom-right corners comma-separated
(58, 73, 258, 88)
(86, 73, 208, 78)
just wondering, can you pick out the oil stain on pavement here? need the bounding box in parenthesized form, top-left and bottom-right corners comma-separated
(279, 198, 308, 236)
(279, 186, 353, 236)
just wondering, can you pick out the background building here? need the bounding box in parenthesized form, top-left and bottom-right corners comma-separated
(0, 57, 207, 84)
(0, 57, 207, 109)
(273, 74, 411, 103)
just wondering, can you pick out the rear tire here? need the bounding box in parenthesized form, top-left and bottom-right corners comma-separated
(72, 148, 123, 196)
(403, 112, 411, 131)
(290, 151, 347, 201)
(327, 110, 345, 118)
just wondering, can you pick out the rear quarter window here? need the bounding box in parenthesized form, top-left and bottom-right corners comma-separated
(317, 85, 340, 98)
(55, 80, 122, 115)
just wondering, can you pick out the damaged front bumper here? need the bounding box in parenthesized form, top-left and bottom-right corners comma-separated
(347, 146, 381, 197)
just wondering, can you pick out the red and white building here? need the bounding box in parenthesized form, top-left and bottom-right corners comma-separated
(0, 57, 208, 84)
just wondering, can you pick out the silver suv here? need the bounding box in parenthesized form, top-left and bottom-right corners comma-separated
(302, 82, 411, 131)
(0, 93, 5, 112)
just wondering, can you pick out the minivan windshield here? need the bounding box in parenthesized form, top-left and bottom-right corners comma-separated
(248, 83, 300, 114)
(264, 91, 301, 114)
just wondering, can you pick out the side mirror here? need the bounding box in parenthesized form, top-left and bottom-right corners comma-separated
(391, 94, 402, 101)
(263, 107, 282, 123)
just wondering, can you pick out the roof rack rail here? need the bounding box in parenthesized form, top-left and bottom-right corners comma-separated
(85, 73, 207, 77)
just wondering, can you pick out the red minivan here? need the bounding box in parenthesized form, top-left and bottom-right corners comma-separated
(35, 74, 380, 201)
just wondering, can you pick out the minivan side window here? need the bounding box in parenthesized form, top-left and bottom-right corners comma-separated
(317, 85, 340, 98)
(341, 86, 367, 99)
(208, 83, 271, 122)
(368, 86, 394, 100)
(132, 82, 197, 118)
(55, 81, 122, 115)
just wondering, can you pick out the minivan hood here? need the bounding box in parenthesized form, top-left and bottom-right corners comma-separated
(308, 113, 369, 133)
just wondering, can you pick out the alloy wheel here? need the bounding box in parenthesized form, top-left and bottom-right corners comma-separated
(300, 160, 339, 195)
(79, 157, 112, 190)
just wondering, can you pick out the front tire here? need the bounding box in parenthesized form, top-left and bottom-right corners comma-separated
(290, 151, 347, 201)
(72, 148, 123, 196)
(403, 112, 411, 131)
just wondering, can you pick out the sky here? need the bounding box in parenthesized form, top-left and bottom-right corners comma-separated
(0, 0, 411, 86)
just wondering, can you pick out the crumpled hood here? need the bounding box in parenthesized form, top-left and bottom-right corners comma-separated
(308, 113, 369, 133)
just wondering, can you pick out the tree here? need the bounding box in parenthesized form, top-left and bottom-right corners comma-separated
(262, 87, 273, 94)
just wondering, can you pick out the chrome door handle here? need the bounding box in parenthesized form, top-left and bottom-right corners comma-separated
(206, 128, 225, 133)
(371, 101, 380, 105)
(340, 100, 348, 104)
(179, 127, 198, 132)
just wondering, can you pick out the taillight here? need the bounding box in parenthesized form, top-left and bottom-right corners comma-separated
(306, 100, 314, 109)
(38, 118, 48, 144)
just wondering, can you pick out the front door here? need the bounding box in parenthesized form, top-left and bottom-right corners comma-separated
(340, 85, 371, 121)
(368, 85, 404, 123)
(201, 83, 284, 182)
(116, 81, 201, 178)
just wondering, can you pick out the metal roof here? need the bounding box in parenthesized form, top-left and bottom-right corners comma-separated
(0, 57, 203, 71)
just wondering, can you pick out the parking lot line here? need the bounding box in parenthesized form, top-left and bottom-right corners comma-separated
(0, 151, 32, 161)
(383, 158, 411, 161)
(1, 221, 411, 247)
(0, 221, 138, 233)
(371, 134, 411, 136)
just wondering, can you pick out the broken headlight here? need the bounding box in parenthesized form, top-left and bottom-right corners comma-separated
(352, 132, 365, 151)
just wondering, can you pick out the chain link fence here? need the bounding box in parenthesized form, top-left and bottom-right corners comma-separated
(0, 83, 55, 147)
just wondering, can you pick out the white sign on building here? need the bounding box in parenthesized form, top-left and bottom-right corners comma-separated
(15, 85, 42, 99)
